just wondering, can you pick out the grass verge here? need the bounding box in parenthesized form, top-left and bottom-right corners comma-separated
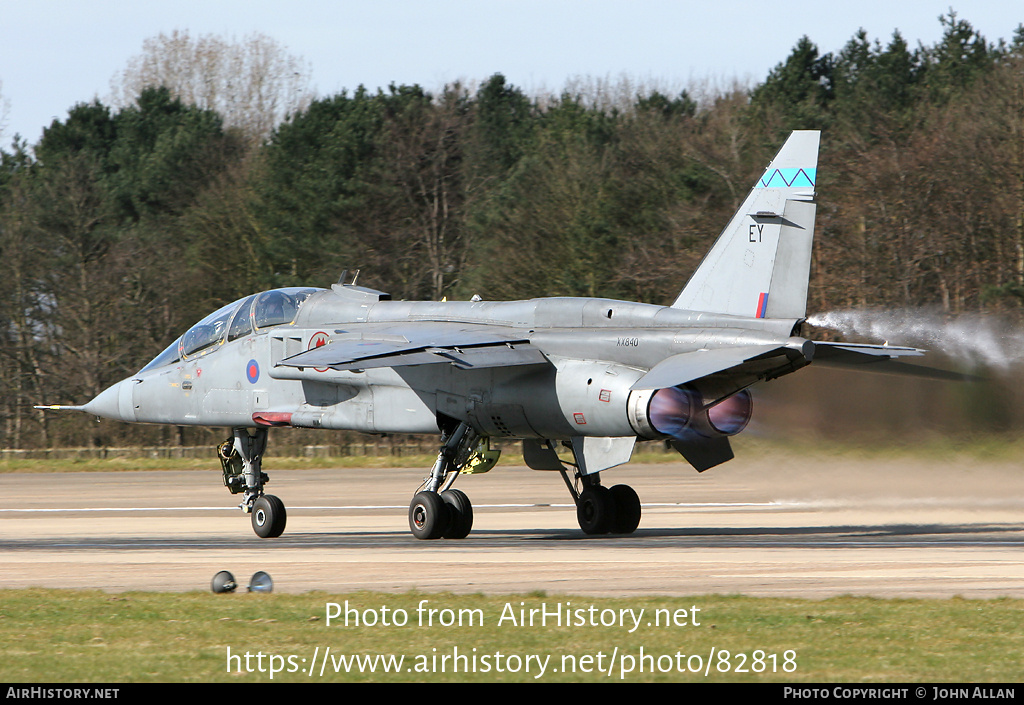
(0, 454, 445, 474)
(1, 589, 1021, 682)
(4, 435, 1024, 474)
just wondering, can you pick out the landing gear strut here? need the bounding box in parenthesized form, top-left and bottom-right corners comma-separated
(408, 422, 497, 540)
(219, 428, 287, 538)
(553, 442, 642, 535)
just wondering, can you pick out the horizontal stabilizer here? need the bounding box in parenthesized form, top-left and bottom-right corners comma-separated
(631, 344, 807, 391)
(813, 341, 923, 358)
(812, 342, 972, 381)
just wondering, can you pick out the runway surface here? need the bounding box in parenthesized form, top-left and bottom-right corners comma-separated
(2, 451, 1023, 597)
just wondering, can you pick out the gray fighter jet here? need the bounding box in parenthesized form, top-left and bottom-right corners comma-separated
(41, 130, 940, 540)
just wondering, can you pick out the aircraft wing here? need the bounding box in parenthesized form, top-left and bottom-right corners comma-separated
(277, 322, 549, 371)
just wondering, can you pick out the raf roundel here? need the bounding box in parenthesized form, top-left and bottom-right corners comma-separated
(309, 331, 331, 372)
(246, 359, 260, 384)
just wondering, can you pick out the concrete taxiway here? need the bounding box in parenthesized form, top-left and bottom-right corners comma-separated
(1, 451, 1023, 597)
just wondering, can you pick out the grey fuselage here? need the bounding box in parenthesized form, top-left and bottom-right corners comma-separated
(91, 286, 808, 442)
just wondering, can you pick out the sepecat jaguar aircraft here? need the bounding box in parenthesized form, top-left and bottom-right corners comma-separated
(40, 130, 951, 540)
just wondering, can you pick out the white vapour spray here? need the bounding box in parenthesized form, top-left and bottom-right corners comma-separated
(807, 309, 1024, 372)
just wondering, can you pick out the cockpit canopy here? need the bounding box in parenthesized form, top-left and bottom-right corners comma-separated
(139, 287, 322, 372)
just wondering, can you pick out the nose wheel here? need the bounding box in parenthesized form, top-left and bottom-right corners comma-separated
(220, 428, 288, 539)
(252, 494, 287, 538)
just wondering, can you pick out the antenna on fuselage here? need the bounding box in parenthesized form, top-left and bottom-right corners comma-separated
(336, 269, 361, 286)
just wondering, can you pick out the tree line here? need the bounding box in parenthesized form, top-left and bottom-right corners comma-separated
(2, 13, 1023, 449)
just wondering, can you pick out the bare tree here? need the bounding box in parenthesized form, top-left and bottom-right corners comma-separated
(372, 85, 478, 301)
(0, 80, 10, 141)
(110, 30, 314, 142)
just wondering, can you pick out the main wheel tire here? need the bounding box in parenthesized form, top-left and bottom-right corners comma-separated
(609, 484, 642, 534)
(409, 491, 450, 540)
(440, 489, 473, 539)
(252, 494, 287, 538)
(576, 486, 616, 535)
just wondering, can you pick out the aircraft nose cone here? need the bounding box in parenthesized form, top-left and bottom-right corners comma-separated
(82, 379, 136, 422)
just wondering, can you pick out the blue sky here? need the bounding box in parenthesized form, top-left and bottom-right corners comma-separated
(1, 1, 1019, 144)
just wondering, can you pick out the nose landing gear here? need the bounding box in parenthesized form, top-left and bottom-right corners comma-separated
(219, 427, 286, 538)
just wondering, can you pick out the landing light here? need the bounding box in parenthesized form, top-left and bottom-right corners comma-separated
(248, 571, 274, 593)
(211, 571, 237, 594)
(210, 570, 273, 593)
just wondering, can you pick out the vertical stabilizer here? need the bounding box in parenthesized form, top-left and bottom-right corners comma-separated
(672, 130, 819, 319)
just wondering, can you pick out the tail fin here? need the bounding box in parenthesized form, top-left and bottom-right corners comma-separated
(672, 130, 819, 319)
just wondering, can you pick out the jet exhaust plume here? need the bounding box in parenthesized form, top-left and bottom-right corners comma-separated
(807, 309, 1024, 371)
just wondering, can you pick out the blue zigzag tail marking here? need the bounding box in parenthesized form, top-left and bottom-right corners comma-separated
(756, 167, 816, 189)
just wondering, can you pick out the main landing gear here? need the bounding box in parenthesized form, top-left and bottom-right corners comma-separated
(553, 444, 642, 536)
(219, 427, 287, 538)
(408, 422, 499, 540)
